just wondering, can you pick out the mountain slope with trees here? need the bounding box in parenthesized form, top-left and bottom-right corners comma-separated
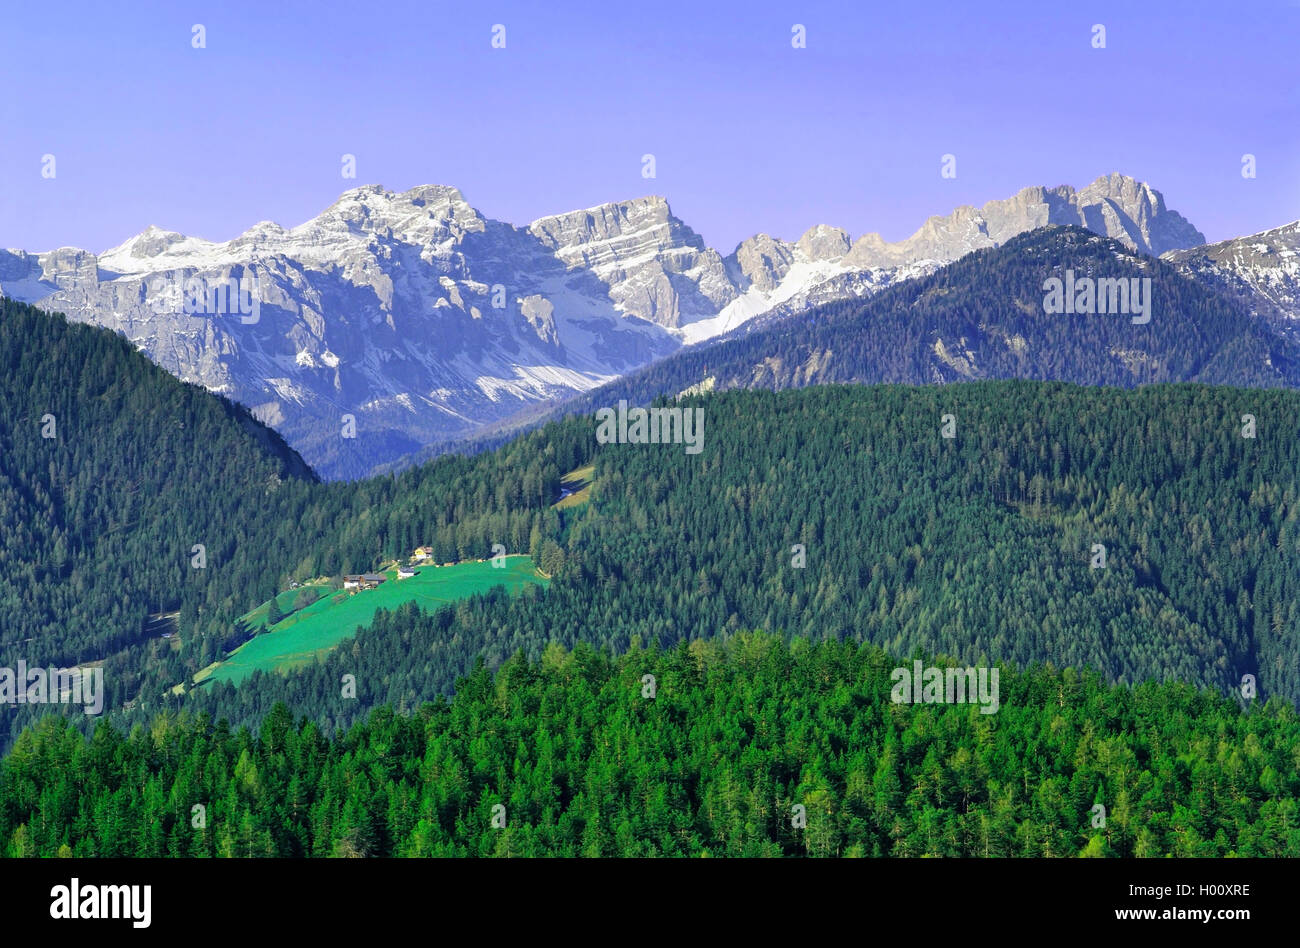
(0, 298, 313, 671)
(0, 298, 577, 747)
(525, 226, 1300, 431)
(4, 298, 1298, 762)
(178, 381, 1300, 740)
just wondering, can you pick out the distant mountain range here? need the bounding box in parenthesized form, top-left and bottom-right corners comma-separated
(515, 226, 1300, 439)
(2, 172, 1294, 478)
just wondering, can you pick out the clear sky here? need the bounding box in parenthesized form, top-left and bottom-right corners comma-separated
(2, 0, 1298, 254)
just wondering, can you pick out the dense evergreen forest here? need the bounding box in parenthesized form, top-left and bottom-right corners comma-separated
(178, 380, 1300, 741)
(0, 298, 581, 745)
(3, 636, 1297, 857)
(3, 294, 1298, 755)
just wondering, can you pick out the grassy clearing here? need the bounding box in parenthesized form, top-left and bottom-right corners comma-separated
(197, 556, 545, 687)
(553, 464, 595, 510)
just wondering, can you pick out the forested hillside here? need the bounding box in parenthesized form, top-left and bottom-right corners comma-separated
(181, 381, 1300, 739)
(4, 298, 1299, 762)
(0, 299, 578, 747)
(4, 636, 1296, 857)
(0, 299, 312, 675)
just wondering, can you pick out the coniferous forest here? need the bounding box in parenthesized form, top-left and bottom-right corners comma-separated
(184, 379, 1300, 740)
(2, 296, 1299, 856)
(4, 636, 1299, 858)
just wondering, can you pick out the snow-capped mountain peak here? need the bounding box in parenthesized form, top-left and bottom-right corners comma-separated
(0, 174, 1207, 478)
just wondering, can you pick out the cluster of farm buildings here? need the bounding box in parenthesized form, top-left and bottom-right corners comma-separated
(341, 547, 451, 592)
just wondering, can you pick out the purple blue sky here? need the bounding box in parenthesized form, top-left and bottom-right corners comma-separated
(2, 0, 1298, 254)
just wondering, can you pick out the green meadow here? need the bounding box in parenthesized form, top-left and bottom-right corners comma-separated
(197, 556, 545, 687)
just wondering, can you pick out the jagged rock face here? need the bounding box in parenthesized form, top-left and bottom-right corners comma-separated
(0, 185, 684, 478)
(796, 225, 851, 262)
(0, 173, 1207, 478)
(1165, 220, 1300, 335)
(1074, 173, 1206, 255)
(728, 234, 796, 292)
(527, 197, 736, 329)
(727, 225, 854, 293)
(843, 174, 1206, 270)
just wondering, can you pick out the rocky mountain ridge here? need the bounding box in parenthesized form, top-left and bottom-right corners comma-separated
(1, 173, 1213, 477)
